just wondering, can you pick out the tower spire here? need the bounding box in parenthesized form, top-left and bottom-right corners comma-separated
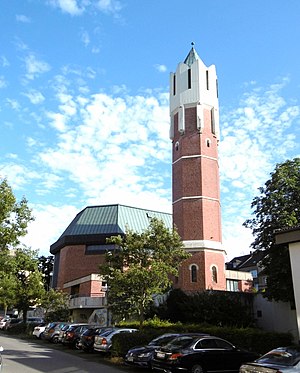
(170, 46, 226, 292)
(183, 42, 200, 67)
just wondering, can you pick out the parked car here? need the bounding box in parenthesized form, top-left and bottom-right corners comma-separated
(4, 317, 44, 330)
(0, 346, 3, 372)
(0, 316, 10, 330)
(61, 324, 90, 348)
(240, 346, 300, 372)
(43, 322, 70, 343)
(151, 334, 259, 373)
(27, 317, 44, 324)
(32, 323, 47, 339)
(57, 323, 71, 343)
(78, 326, 112, 352)
(125, 333, 180, 368)
(93, 328, 138, 354)
(6, 318, 23, 329)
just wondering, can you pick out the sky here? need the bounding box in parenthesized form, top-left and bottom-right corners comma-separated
(0, 0, 299, 260)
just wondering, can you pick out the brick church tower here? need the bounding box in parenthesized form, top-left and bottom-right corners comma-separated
(170, 44, 226, 291)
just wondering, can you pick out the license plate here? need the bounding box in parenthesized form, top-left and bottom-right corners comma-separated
(157, 352, 165, 359)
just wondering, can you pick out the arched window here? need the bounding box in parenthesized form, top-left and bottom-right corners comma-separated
(212, 266, 218, 283)
(190, 264, 198, 283)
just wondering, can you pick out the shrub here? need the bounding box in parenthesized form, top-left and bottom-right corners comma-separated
(155, 289, 254, 327)
(6, 322, 35, 337)
(114, 318, 294, 356)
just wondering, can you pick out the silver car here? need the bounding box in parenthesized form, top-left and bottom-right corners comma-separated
(93, 328, 137, 353)
(240, 346, 300, 372)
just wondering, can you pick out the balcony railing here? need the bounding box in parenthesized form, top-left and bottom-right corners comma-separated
(69, 293, 107, 309)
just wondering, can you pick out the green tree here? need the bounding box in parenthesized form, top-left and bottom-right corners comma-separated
(40, 288, 70, 320)
(0, 178, 34, 251)
(244, 158, 300, 304)
(38, 255, 54, 290)
(0, 251, 17, 316)
(12, 248, 46, 322)
(100, 217, 190, 327)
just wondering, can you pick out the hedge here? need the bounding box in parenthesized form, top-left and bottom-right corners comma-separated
(111, 323, 294, 357)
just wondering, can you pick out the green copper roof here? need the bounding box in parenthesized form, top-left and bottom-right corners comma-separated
(50, 204, 172, 253)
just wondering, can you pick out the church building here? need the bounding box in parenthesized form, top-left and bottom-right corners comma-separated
(49, 45, 250, 322)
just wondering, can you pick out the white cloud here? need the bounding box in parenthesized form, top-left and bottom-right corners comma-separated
(96, 0, 122, 15)
(6, 98, 21, 111)
(220, 79, 300, 258)
(0, 56, 10, 67)
(6, 75, 299, 259)
(16, 14, 31, 23)
(80, 30, 90, 46)
(154, 64, 167, 73)
(23, 89, 45, 104)
(24, 54, 51, 80)
(48, 0, 85, 15)
(46, 112, 68, 132)
(47, 0, 122, 16)
(37, 90, 170, 210)
(21, 204, 79, 255)
(0, 163, 41, 190)
(0, 76, 7, 88)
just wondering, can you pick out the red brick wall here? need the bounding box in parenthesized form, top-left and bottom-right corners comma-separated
(174, 250, 225, 292)
(175, 251, 206, 291)
(204, 250, 226, 290)
(172, 106, 221, 242)
(56, 245, 106, 290)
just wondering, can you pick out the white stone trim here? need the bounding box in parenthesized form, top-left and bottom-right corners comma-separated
(63, 273, 102, 289)
(173, 195, 220, 204)
(173, 154, 218, 165)
(183, 240, 224, 252)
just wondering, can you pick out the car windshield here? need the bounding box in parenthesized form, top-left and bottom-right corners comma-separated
(83, 328, 96, 336)
(164, 336, 195, 349)
(68, 326, 78, 331)
(257, 348, 300, 366)
(149, 335, 178, 346)
(101, 329, 116, 337)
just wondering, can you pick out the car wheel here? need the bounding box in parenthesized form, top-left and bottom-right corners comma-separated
(52, 336, 59, 344)
(191, 364, 204, 373)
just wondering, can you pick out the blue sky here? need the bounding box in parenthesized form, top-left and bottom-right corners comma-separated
(1, 0, 299, 259)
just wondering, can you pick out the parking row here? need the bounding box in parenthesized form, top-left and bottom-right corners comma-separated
(33, 322, 300, 372)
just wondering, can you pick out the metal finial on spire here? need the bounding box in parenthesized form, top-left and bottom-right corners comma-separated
(184, 43, 199, 67)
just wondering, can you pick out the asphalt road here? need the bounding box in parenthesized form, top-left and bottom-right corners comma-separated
(0, 334, 137, 373)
